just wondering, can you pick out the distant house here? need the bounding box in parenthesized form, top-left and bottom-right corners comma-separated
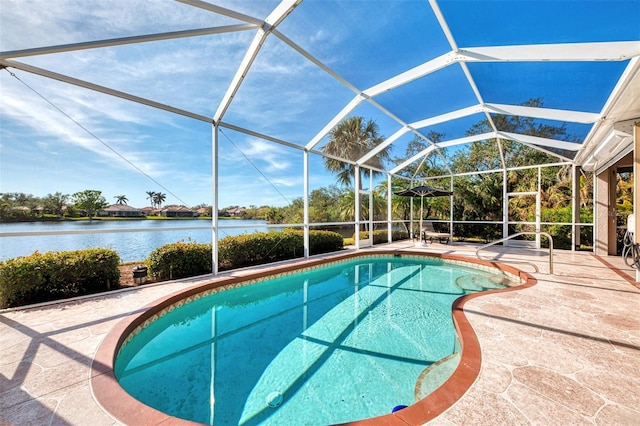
(227, 207, 245, 217)
(196, 207, 211, 216)
(140, 206, 155, 216)
(101, 204, 143, 217)
(159, 205, 196, 217)
(10, 206, 31, 217)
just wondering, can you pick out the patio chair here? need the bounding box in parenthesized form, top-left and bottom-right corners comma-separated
(422, 222, 451, 244)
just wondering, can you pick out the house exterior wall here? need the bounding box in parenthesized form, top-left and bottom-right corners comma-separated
(595, 168, 617, 256)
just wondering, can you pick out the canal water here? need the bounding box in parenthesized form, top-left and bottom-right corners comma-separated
(0, 219, 270, 262)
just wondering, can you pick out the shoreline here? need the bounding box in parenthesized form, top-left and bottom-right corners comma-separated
(0, 216, 260, 224)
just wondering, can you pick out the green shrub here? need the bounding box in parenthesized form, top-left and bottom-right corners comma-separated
(0, 248, 120, 309)
(309, 229, 345, 253)
(218, 229, 343, 271)
(352, 230, 409, 244)
(145, 229, 344, 277)
(147, 241, 212, 280)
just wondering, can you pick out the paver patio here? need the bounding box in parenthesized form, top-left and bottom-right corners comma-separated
(1, 242, 639, 425)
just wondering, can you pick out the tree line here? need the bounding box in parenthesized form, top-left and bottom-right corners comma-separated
(2, 99, 600, 247)
(0, 189, 173, 221)
(0, 189, 261, 222)
(262, 98, 596, 248)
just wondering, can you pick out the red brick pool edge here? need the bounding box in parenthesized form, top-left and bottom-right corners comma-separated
(90, 250, 536, 426)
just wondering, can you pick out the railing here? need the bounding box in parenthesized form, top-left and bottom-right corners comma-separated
(476, 231, 554, 274)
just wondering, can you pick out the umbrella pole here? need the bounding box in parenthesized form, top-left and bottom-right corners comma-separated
(420, 197, 424, 244)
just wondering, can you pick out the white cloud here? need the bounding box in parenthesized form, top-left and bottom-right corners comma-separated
(246, 139, 292, 171)
(0, 0, 375, 211)
(0, 0, 239, 51)
(0, 73, 169, 176)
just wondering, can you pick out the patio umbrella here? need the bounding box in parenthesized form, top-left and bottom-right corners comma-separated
(394, 185, 453, 240)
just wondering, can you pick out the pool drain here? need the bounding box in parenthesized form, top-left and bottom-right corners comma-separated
(266, 391, 283, 408)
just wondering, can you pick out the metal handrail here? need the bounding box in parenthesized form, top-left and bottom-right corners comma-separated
(476, 231, 554, 274)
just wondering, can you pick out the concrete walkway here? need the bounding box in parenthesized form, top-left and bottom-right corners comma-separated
(1, 243, 639, 425)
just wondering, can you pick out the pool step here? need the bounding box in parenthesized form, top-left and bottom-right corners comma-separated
(456, 273, 515, 292)
(414, 352, 461, 401)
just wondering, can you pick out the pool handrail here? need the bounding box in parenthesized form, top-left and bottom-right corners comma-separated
(476, 231, 554, 274)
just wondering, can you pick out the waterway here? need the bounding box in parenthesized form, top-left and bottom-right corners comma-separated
(0, 219, 271, 262)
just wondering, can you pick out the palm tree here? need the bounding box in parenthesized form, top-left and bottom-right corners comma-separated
(322, 116, 391, 189)
(44, 192, 69, 216)
(153, 192, 166, 209)
(114, 195, 128, 205)
(146, 191, 156, 208)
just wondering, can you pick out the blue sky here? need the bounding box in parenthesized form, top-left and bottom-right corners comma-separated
(1, 0, 638, 209)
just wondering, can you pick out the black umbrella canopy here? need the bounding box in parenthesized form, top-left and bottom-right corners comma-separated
(394, 185, 452, 198)
(394, 185, 452, 240)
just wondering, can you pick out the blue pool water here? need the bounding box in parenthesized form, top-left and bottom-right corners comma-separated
(114, 256, 517, 425)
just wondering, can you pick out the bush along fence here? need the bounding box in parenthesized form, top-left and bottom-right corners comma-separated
(148, 229, 345, 279)
(0, 248, 120, 309)
(353, 229, 409, 244)
(0, 229, 345, 308)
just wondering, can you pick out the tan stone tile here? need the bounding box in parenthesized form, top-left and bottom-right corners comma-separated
(62, 333, 104, 360)
(506, 382, 593, 425)
(598, 313, 640, 331)
(476, 361, 513, 394)
(22, 358, 89, 399)
(87, 316, 128, 336)
(1, 340, 36, 365)
(574, 344, 640, 376)
(47, 327, 92, 347)
(2, 395, 62, 426)
(557, 287, 598, 301)
(423, 417, 457, 426)
(479, 302, 521, 319)
(438, 388, 529, 425)
(1, 382, 35, 411)
(492, 319, 544, 340)
(0, 321, 32, 346)
(464, 319, 502, 339)
(476, 336, 530, 367)
(513, 365, 604, 417)
(512, 332, 585, 375)
(0, 360, 39, 396)
(55, 382, 116, 426)
(576, 368, 640, 409)
(595, 403, 640, 425)
(29, 343, 91, 369)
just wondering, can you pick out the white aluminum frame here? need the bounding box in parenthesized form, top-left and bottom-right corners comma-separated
(0, 0, 636, 271)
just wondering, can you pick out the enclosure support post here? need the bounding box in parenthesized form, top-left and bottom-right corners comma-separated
(502, 168, 508, 239)
(355, 165, 361, 250)
(212, 123, 219, 275)
(303, 150, 310, 258)
(572, 164, 580, 251)
(369, 169, 373, 245)
(410, 196, 414, 241)
(387, 174, 392, 243)
(635, 123, 640, 245)
(634, 123, 640, 282)
(449, 174, 454, 243)
(536, 166, 542, 248)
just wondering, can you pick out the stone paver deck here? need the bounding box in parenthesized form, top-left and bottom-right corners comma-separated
(1, 243, 639, 425)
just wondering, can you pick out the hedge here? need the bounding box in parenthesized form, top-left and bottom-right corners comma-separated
(0, 248, 120, 309)
(218, 228, 343, 270)
(0, 230, 344, 308)
(147, 241, 212, 280)
(353, 229, 409, 244)
(147, 229, 344, 276)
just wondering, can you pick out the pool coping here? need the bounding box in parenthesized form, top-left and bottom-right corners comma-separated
(90, 249, 536, 426)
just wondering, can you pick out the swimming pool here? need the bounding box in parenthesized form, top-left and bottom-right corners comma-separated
(93, 251, 532, 425)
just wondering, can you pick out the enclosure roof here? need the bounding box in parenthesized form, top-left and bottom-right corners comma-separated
(1, 1, 639, 203)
